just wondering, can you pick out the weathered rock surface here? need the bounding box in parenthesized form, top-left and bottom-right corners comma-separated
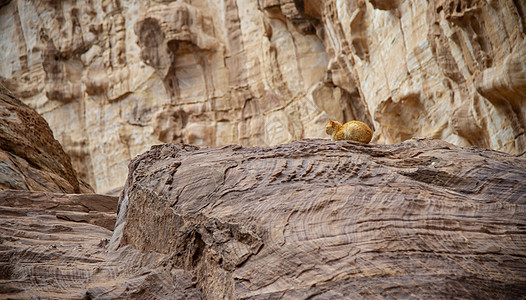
(0, 189, 202, 299)
(110, 138, 526, 299)
(0, 83, 90, 193)
(1, 1, 525, 192)
(1, 139, 525, 298)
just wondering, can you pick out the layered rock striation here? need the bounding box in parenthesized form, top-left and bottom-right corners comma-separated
(0, 189, 203, 299)
(1, 0, 525, 192)
(0, 83, 90, 193)
(110, 138, 526, 298)
(0, 138, 525, 298)
(0, 83, 196, 299)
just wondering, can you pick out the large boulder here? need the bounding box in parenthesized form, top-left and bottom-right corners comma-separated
(0, 84, 90, 193)
(110, 138, 526, 298)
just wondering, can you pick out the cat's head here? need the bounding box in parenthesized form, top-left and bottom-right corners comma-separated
(325, 119, 341, 135)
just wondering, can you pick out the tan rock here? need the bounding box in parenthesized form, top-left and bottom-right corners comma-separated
(0, 0, 524, 192)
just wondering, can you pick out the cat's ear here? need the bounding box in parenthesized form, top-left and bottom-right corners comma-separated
(328, 119, 334, 124)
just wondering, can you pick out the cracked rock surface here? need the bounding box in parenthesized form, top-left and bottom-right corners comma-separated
(110, 138, 526, 299)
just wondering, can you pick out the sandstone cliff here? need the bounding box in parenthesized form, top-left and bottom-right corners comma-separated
(1, 0, 525, 192)
(2, 139, 524, 298)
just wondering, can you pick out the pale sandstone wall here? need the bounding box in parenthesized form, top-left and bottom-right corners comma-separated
(1, 0, 524, 192)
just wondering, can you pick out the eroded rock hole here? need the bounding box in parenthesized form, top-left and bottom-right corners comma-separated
(191, 232, 205, 267)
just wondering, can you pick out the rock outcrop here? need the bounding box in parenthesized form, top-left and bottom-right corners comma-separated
(0, 189, 202, 299)
(1, 139, 525, 298)
(109, 138, 526, 299)
(0, 83, 90, 193)
(1, 1, 524, 192)
(0, 82, 195, 298)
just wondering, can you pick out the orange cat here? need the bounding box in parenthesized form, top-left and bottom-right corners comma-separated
(325, 119, 373, 143)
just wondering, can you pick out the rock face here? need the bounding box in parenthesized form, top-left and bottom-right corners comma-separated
(1, 1, 525, 192)
(0, 83, 90, 193)
(0, 190, 203, 299)
(0, 139, 525, 298)
(0, 83, 196, 298)
(110, 138, 526, 299)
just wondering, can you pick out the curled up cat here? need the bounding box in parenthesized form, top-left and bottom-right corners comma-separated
(325, 119, 373, 144)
